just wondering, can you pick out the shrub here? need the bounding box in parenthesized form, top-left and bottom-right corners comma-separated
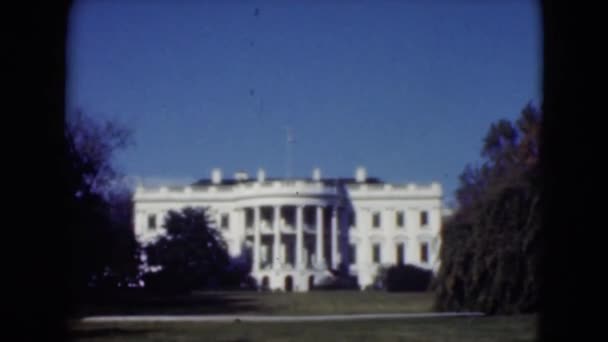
(384, 264, 433, 292)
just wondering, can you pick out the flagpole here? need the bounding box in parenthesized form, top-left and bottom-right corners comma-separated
(285, 126, 294, 179)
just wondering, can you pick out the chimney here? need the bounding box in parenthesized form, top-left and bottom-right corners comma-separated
(211, 168, 222, 184)
(234, 171, 249, 181)
(312, 168, 321, 181)
(355, 166, 367, 183)
(257, 168, 266, 182)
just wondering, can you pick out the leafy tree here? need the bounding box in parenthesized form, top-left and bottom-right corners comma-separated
(66, 110, 131, 197)
(65, 110, 138, 294)
(93, 188, 140, 288)
(143, 207, 231, 292)
(434, 103, 541, 314)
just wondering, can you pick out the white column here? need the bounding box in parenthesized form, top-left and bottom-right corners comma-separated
(430, 207, 440, 264)
(316, 206, 325, 268)
(253, 206, 260, 273)
(215, 211, 221, 230)
(238, 208, 245, 255)
(358, 210, 372, 289)
(296, 205, 304, 270)
(273, 205, 280, 270)
(331, 206, 338, 269)
(432, 206, 442, 273)
(134, 210, 143, 237)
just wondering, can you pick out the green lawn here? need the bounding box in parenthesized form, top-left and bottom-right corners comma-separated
(76, 291, 436, 316)
(198, 290, 436, 315)
(69, 315, 538, 342)
(71, 291, 537, 341)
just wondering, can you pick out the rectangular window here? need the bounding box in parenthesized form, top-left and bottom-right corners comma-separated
(396, 211, 404, 228)
(420, 242, 429, 263)
(372, 212, 381, 228)
(372, 244, 381, 263)
(420, 211, 429, 227)
(147, 214, 156, 229)
(221, 214, 229, 229)
(349, 244, 356, 264)
(396, 243, 405, 265)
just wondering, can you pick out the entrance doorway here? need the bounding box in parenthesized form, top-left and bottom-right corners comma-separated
(261, 276, 270, 290)
(284, 275, 293, 292)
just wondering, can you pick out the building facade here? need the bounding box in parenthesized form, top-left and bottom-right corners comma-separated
(133, 167, 443, 292)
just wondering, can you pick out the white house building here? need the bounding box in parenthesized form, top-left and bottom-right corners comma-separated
(133, 167, 444, 292)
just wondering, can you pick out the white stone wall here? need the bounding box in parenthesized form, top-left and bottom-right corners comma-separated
(133, 171, 443, 292)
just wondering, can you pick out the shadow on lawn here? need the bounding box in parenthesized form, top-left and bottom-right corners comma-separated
(70, 327, 155, 339)
(71, 327, 254, 342)
(71, 289, 263, 317)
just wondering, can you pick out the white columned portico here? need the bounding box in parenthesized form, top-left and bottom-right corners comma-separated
(316, 206, 325, 268)
(253, 206, 261, 273)
(273, 205, 280, 269)
(296, 205, 304, 270)
(331, 206, 338, 269)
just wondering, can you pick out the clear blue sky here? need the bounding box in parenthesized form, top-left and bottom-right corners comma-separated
(67, 1, 541, 206)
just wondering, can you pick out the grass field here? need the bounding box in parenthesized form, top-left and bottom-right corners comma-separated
(76, 290, 435, 316)
(70, 315, 538, 342)
(71, 291, 538, 341)
(196, 290, 436, 315)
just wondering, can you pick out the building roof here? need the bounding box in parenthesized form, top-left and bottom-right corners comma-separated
(191, 177, 384, 187)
